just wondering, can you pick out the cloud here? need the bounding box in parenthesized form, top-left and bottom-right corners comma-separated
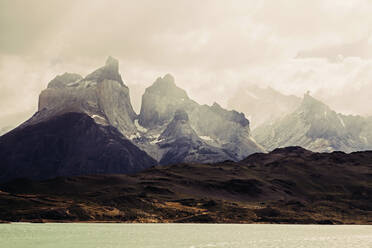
(1, 0, 372, 128)
(296, 35, 372, 61)
(0, 0, 77, 55)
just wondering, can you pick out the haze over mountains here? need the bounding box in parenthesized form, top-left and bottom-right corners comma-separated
(254, 93, 372, 152)
(3, 0, 372, 144)
(227, 85, 301, 128)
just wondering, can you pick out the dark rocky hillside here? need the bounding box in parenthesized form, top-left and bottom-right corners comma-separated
(0, 146, 371, 224)
(0, 112, 156, 182)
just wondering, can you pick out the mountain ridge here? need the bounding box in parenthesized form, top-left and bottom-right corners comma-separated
(136, 74, 264, 162)
(253, 93, 372, 152)
(0, 57, 263, 183)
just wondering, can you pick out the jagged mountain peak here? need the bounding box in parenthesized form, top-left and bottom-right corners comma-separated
(85, 56, 124, 86)
(147, 74, 188, 99)
(29, 56, 137, 137)
(139, 75, 192, 128)
(296, 93, 338, 125)
(300, 92, 330, 112)
(105, 56, 119, 71)
(47, 73, 83, 89)
(155, 73, 175, 85)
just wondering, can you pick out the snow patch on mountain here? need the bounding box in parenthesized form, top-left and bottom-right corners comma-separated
(200, 136, 214, 141)
(135, 119, 148, 133)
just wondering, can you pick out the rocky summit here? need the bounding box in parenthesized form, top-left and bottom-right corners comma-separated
(29, 56, 137, 137)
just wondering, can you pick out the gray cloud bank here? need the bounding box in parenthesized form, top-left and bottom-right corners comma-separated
(1, 0, 372, 129)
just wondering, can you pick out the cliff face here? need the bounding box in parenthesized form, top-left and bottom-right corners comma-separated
(0, 112, 156, 182)
(139, 74, 192, 128)
(29, 57, 137, 137)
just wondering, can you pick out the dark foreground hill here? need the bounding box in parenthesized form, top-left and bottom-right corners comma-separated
(0, 112, 156, 182)
(0, 147, 371, 224)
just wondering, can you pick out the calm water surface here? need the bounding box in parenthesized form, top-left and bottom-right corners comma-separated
(0, 223, 371, 248)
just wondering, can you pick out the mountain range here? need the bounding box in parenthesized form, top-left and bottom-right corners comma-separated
(2, 56, 372, 183)
(0, 56, 371, 224)
(253, 93, 372, 152)
(0, 57, 262, 182)
(135, 73, 263, 163)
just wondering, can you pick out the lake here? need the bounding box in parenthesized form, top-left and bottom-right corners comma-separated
(0, 223, 371, 248)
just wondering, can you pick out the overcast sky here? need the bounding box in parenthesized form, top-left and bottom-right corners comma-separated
(1, 0, 372, 128)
